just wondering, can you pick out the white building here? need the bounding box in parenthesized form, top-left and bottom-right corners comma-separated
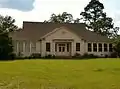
(10, 21, 113, 57)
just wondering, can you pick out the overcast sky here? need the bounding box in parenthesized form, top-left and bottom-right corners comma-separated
(0, 0, 119, 28)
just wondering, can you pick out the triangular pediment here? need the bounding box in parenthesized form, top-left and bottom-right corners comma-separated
(41, 26, 82, 41)
(41, 26, 81, 39)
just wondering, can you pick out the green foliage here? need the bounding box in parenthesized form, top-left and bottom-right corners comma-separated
(73, 53, 82, 58)
(29, 53, 41, 59)
(110, 52, 118, 58)
(0, 33, 15, 60)
(45, 0, 119, 38)
(0, 15, 18, 60)
(80, 0, 119, 38)
(73, 53, 98, 59)
(45, 12, 74, 23)
(111, 27, 120, 38)
(44, 54, 55, 59)
(82, 53, 98, 58)
(74, 18, 82, 23)
(112, 36, 120, 57)
(0, 15, 18, 32)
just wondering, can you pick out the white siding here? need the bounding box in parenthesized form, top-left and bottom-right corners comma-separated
(13, 27, 111, 57)
(13, 40, 41, 57)
(36, 41, 41, 53)
(41, 28, 85, 56)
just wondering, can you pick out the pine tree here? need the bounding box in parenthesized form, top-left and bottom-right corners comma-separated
(80, 0, 118, 38)
(0, 15, 18, 60)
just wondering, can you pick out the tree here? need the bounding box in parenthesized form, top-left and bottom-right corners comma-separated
(0, 33, 14, 60)
(0, 15, 18, 60)
(45, 12, 74, 23)
(111, 27, 119, 38)
(111, 36, 120, 57)
(0, 16, 18, 32)
(80, 0, 118, 38)
(74, 18, 82, 23)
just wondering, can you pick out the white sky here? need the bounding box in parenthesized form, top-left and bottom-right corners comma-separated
(0, 0, 119, 28)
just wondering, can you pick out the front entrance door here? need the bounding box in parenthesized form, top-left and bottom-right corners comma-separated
(55, 43, 71, 56)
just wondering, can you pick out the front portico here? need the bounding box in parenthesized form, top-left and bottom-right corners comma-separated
(53, 39, 73, 56)
(43, 27, 82, 57)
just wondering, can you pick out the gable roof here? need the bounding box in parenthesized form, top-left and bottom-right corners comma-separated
(11, 21, 110, 42)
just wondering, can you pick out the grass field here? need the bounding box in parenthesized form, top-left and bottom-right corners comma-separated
(0, 59, 120, 89)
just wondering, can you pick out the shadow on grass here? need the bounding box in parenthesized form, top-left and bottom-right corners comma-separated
(1, 57, 114, 61)
(93, 68, 105, 72)
(23, 58, 99, 61)
(0, 59, 15, 61)
(113, 68, 120, 71)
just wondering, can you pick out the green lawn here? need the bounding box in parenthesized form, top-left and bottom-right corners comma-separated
(0, 59, 120, 89)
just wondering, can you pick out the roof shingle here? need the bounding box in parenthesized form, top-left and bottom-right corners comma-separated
(11, 21, 110, 42)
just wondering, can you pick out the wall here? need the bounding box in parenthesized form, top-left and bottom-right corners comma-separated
(85, 42, 112, 57)
(13, 27, 112, 57)
(13, 40, 41, 57)
(41, 27, 85, 56)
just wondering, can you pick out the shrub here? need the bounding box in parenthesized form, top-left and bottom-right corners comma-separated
(29, 53, 41, 59)
(81, 53, 98, 59)
(9, 53, 16, 60)
(105, 54, 109, 58)
(73, 53, 98, 59)
(72, 53, 81, 58)
(110, 52, 118, 58)
(15, 52, 24, 59)
(44, 54, 55, 59)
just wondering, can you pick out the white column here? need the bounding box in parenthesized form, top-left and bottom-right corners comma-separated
(23, 41, 25, 53)
(97, 43, 98, 52)
(107, 43, 109, 52)
(91, 43, 93, 52)
(52, 42, 55, 55)
(35, 42, 37, 53)
(82, 41, 86, 54)
(17, 41, 19, 53)
(41, 40, 45, 57)
(71, 42, 74, 56)
(101, 43, 104, 53)
(40, 41, 42, 53)
(41, 41, 43, 56)
(30, 41, 32, 53)
(36, 42, 40, 53)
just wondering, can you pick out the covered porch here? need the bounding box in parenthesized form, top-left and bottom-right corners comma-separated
(53, 39, 74, 56)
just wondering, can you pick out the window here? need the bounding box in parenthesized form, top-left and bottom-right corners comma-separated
(24, 41, 30, 52)
(13, 41, 18, 52)
(104, 43, 108, 52)
(18, 41, 23, 52)
(109, 44, 113, 52)
(93, 43, 97, 52)
(67, 43, 69, 52)
(46, 43, 50, 52)
(98, 43, 102, 52)
(26, 41, 30, 52)
(55, 43, 57, 52)
(62, 46, 65, 52)
(88, 43, 92, 52)
(59, 46, 65, 52)
(31, 42, 36, 52)
(59, 46, 61, 52)
(76, 43, 80, 51)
